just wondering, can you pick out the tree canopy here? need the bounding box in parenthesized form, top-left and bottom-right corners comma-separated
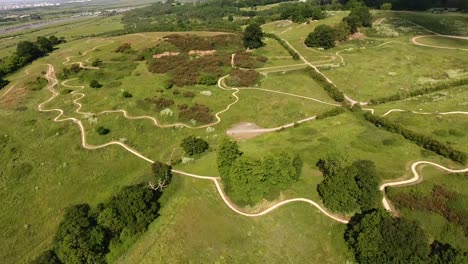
(305, 24, 337, 49)
(317, 156, 381, 213)
(180, 136, 209, 156)
(345, 209, 430, 264)
(243, 24, 264, 49)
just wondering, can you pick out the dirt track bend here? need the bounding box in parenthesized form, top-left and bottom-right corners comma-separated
(380, 161, 468, 211)
(411, 35, 468, 51)
(39, 63, 349, 224)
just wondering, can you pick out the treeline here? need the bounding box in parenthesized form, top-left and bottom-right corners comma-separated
(369, 78, 468, 105)
(217, 138, 302, 205)
(318, 0, 467, 10)
(264, 33, 300, 60)
(279, 2, 325, 23)
(306, 67, 345, 102)
(0, 35, 64, 90)
(33, 163, 172, 264)
(364, 112, 467, 163)
(305, 1, 372, 49)
(317, 155, 381, 213)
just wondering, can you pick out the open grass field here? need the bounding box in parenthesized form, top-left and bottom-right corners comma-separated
(1, 7, 467, 264)
(415, 35, 468, 49)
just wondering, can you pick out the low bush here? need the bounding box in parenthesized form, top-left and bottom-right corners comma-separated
(122, 91, 133, 98)
(183, 91, 195, 98)
(96, 126, 110, 135)
(234, 52, 267, 69)
(114, 43, 132, 53)
(90, 80, 102, 89)
(144, 97, 174, 110)
(179, 104, 214, 124)
(228, 69, 260, 87)
(27, 76, 48, 91)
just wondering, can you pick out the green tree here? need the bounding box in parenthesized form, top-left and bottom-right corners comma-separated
(180, 136, 209, 156)
(16, 41, 42, 62)
(48, 35, 61, 45)
(92, 58, 102, 67)
(346, 0, 365, 9)
(217, 138, 243, 180)
(430, 241, 468, 264)
(53, 204, 108, 264)
(96, 126, 110, 135)
(349, 5, 372, 28)
(227, 155, 267, 204)
(151, 161, 172, 187)
(345, 209, 430, 264)
(316, 153, 347, 176)
(243, 24, 264, 49)
(122, 91, 133, 98)
(305, 25, 337, 49)
(90, 80, 102, 88)
(352, 160, 381, 210)
(380, 2, 392, 10)
(228, 14, 234, 21)
(197, 73, 218, 85)
(97, 184, 161, 237)
(36, 36, 53, 53)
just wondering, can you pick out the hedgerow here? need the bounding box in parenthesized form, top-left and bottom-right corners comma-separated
(264, 33, 300, 60)
(364, 112, 467, 164)
(306, 67, 345, 102)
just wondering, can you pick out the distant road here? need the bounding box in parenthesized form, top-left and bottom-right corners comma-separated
(0, 16, 96, 36)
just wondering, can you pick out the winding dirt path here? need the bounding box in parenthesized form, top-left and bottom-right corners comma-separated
(38, 63, 349, 223)
(411, 35, 468, 51)
(381, 108, 468, 117)
(32, 36, 468, 225)
(380, 161, 468, 211)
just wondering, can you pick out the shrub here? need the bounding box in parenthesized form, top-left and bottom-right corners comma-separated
(173, 89, 180, 96)
(197, 73, 218, 85)
(115, 43, 132, 53)
(316, 107, 346, 120)
(90, 80, 102, 89)
(145, 97, 174, 110)
(183, 91, 195, 98)
(91, 58, 102, 67)
(229, 69, 260, 87)
(179, 104, 214, 124)
(234, 52, 267, 69)
(180, 136, 209, 156)
(96, 126, 110, 135)
(151, 161, 172, 186)
(122, 91, 133, 98)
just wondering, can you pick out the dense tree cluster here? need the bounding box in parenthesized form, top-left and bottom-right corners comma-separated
(264, 33, 300, 60)
(306, 67, 345, 102)
(305, 1, 372, 49)
(317, 155, 381, 213)
(345, 209, 431, 263)
(33, 173, 167, 264)
(0, 35, 64, 89)
(345, 208, 468, 263)
(364, 113, 467, 163)
(279, 2, 325, 23)
(243, 24, 264, 49)
(217, 138, 302, 204)
(180, 136, 209, 156)
(369, 78, 468, 105)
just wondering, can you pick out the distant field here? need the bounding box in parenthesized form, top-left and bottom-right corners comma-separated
(0, 16, 123, 58)
(393, 11, 468, 36)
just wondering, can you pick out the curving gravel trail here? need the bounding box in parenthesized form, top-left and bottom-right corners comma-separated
(412, 35, 468, 51)
(380, 161, 468, 211)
